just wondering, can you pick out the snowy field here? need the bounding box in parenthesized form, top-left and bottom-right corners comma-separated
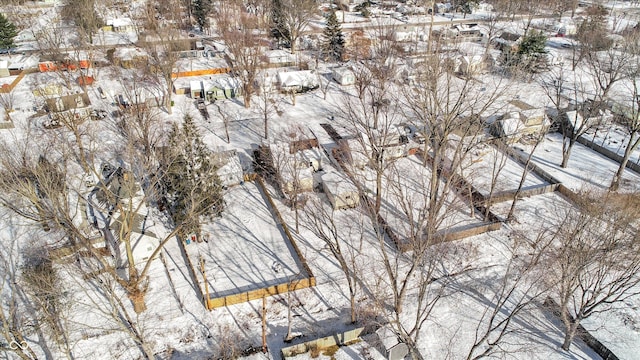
(354, 155, 486, 242)
(3, 2, 640, 357)
(459, 142, 550, 197)
(280, 192, 603, 360)
(187, 182, 306, 298)
(582, 287, 640, 360)
(520, 132, 640, 193)
(585, 124, 640, 167)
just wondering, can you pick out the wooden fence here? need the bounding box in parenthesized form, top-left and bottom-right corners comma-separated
(171, 67, 230, 79)
(543, 298, 619, 360)
(281, 327, 366, 358)
(207, 277, 315, 309)
(199, 177, 316, 310)
(0, 69, 30, 93)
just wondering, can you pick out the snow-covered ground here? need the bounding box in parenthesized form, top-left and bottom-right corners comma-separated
(188, 182, 306, 298)
(459, 142, 550, 197)
(3, 2, 640, 358)
(519, 132, 640, 193)
(585, 124, 640, 167)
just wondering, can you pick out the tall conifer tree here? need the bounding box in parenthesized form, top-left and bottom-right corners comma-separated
(0, 13, 18, 49)
(163, 115, 223, 237)
(322, 10, 345, 61)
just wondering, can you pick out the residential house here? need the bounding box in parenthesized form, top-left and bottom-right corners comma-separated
(204, 77, 242, 101)
(277, 70, 319, 93)
(91, 167, 160, 267)
(106, 18, 136, 33)
(262, 49, 295, 67)
(45, 93, 92, 125)
(491, 100, 549, 143)
(190, 80, 203, 98)
(112, 47, 148, 69)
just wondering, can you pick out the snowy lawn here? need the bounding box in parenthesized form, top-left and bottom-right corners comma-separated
(375, 156, 486, 240)
(519, 132, 640, 193)
(280, 193, 602, 360)
(188, 182, 306, 298)
(585, 124, 640, 167)
(458, 142, 550, 197)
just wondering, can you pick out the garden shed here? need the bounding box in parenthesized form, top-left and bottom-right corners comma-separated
(322, 171, 360, 210)
(332, 67, 355, 85)
(213, 150, 244, 188)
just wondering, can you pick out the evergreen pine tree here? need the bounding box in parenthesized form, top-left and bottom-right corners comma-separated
(0, 13, 18, 49)
(193, 0, 212, 32)
(270, 0, 290, 48)
(163, 115, 223, 238)
(322, 10, 345, 62)
(501, 30, 548, 73)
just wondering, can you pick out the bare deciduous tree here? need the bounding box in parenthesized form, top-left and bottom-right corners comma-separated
(215, 0, 264, 108)
(302, 198, 365, 323)
(270, 0, 318, 54)
(254, 74, 278, 139)
(546, 191, 640, 351)
(0, 222, 46, 360)
(465, 230, 550, 359)
(609, 37, 640, 191)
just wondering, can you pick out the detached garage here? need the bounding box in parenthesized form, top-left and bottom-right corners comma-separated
(190, 80, 204, 98)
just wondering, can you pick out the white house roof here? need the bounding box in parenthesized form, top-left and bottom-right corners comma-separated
(264, 49, 294, 63)
(277, 70, 317, 88)
(322, 171, 357, 194)
(332, 67, 354, 76)
(113, 47, 147, 60)
(190, 80, 203, 91)
(0, 60, 7, 69)
(565, 110, 585, 130)
(107, 18, 134, 28)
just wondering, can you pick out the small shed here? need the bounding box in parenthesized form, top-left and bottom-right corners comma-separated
(491, 112, 524, 144)
(112, 47, 148, 69)
(190, 80, 204, 98)
(213, 150, 244, 188)
(45, 93, 92, 122)
(270, 142, 315, 195)
(106, 18, 136, 33)
(322, 171, 359, 210)
(332, 67, 355, 85)
(281, 165, 314, 194)
(0, 60, 9, 78)
(277, 70, 319, 93)
(456, 55, 487, 76)
(205, 77, 242, 101)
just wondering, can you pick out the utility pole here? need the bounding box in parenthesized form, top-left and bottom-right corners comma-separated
(200, 257, 211, 309)
(262, 296, 268, 353)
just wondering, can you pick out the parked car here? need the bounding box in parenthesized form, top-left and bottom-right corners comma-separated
(97, 87, 107, 99)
